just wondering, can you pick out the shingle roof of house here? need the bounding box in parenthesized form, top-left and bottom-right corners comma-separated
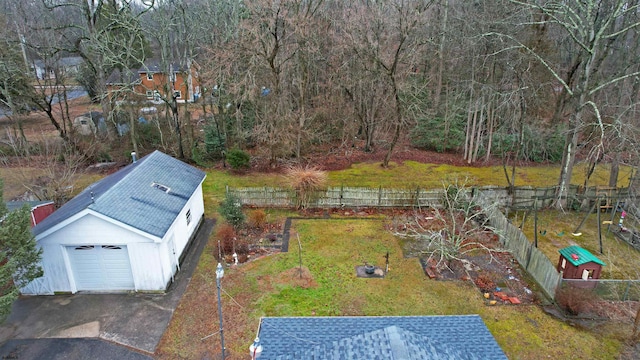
(559, 245, 606, 267)
(256, 315, 507, 360)
(32, 56, 83, 69)
(33, 151, 205, 239)
(138, 60, 188, 74)
(105, 68, 141, 85)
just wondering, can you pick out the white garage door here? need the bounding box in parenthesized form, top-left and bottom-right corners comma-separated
(67, 245, 135, 291)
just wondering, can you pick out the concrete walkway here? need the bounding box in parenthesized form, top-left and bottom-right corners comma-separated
(0, 218, 214, 358)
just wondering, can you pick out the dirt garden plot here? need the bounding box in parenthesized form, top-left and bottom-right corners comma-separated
(397, 222, 538, 305)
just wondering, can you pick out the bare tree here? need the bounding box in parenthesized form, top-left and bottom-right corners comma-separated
(392, 177, 502, 271)
(496, 0, 640, 207)
(340, 0, 435, 167)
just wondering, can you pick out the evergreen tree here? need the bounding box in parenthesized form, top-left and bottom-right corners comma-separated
(0, 180, 43, 321)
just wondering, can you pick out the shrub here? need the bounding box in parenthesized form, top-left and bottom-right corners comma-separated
(410, 115, 466, 153)
(284, 166, 327, 209)
(216, 223, 236, 242)
(219, 192, 245, 228)
(493, 124, 565, 163)
(556, 286, 597, 316)
(204, 120, 226, 160)
(215, 223, 251, 259)
(226, 148, 250, 169)
(247, 209, 267, 229)
(216, 223, 236, 252)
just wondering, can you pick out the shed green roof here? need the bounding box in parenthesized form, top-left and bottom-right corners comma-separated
(559, 246, 606, 267)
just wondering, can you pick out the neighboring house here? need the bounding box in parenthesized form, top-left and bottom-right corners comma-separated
(106, 60, 201, 103)
(32, 56, 83, 80)
(105, 68, 143, 103)
(254, 315, 507, 359)
(5, 201, 55, 227)
(72, 111, 106, 136)
(21, 151, 206, 295)
(557, 245, 606, 281)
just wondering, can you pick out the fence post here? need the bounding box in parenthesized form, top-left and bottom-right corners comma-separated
(378, 186, 382, 207)
(525, 244, 533, 270)
(624, 280, 632, 301)
(415, 187, 420, 208)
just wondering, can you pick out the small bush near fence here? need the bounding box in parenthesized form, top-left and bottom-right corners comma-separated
(247, 209, 267, 229)
(556, 286, 598, 316)
(219, 192, 245, 228)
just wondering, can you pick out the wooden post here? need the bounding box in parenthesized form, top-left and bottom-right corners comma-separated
(520, 209, 530, 229)
(384, 251, 389, 273)
(534, 198, 538, 248)
(297, 234, 303, 279)
(597, 199, 603, 254)
(572, 198, 599, 235)
(607, 199, 620, 234)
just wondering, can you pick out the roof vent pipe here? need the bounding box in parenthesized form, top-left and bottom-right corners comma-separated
(131, 152, 137, 163)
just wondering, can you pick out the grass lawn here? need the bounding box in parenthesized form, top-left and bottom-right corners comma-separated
(514, 209, 640, 280)
(156, 219, 624, 359)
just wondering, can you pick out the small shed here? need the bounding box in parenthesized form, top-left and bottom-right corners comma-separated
(557, 245, 605, 280)
(73, 111, 105, 136)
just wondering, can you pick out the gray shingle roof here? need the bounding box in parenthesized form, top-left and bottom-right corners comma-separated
(105, 68, 141, 85)
(138, 60, 187, 74)
(33, 151, 205, 239)
(256, 315, 507, 360)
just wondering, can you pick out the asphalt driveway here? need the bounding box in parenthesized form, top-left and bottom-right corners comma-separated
(0, 218, 214, 358)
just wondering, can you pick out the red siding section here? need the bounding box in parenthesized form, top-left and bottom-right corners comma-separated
(31, 203, 55, 227)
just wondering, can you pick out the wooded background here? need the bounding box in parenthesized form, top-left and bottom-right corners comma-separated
(1, 0, 640, 207)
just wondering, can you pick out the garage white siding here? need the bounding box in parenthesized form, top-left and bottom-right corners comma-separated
(67, 245, 134, 291)
(25, 151, 207, 295)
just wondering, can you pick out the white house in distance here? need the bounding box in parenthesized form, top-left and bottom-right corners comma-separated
(21, 151, 206, 295)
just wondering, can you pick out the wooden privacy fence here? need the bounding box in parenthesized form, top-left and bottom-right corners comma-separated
(228, 185, 629, 210)
(476, 191, 562, 300)
(227, 186, 443, 208)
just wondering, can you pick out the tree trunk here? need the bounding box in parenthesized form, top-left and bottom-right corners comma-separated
(434, 0, 448, 112)
(609, 152, 620, 188)
(484, 100, 494, 162)
(383, 76, 402, 168)
(171, 99, 184, 159)
(555, 122, 579, 208)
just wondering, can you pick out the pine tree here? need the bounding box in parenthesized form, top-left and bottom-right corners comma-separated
(0, 180, 43, 321)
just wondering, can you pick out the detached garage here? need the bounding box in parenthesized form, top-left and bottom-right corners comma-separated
(21, 151, 206, 295)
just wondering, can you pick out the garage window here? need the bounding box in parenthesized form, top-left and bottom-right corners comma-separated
(186, 209, 192, 225)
